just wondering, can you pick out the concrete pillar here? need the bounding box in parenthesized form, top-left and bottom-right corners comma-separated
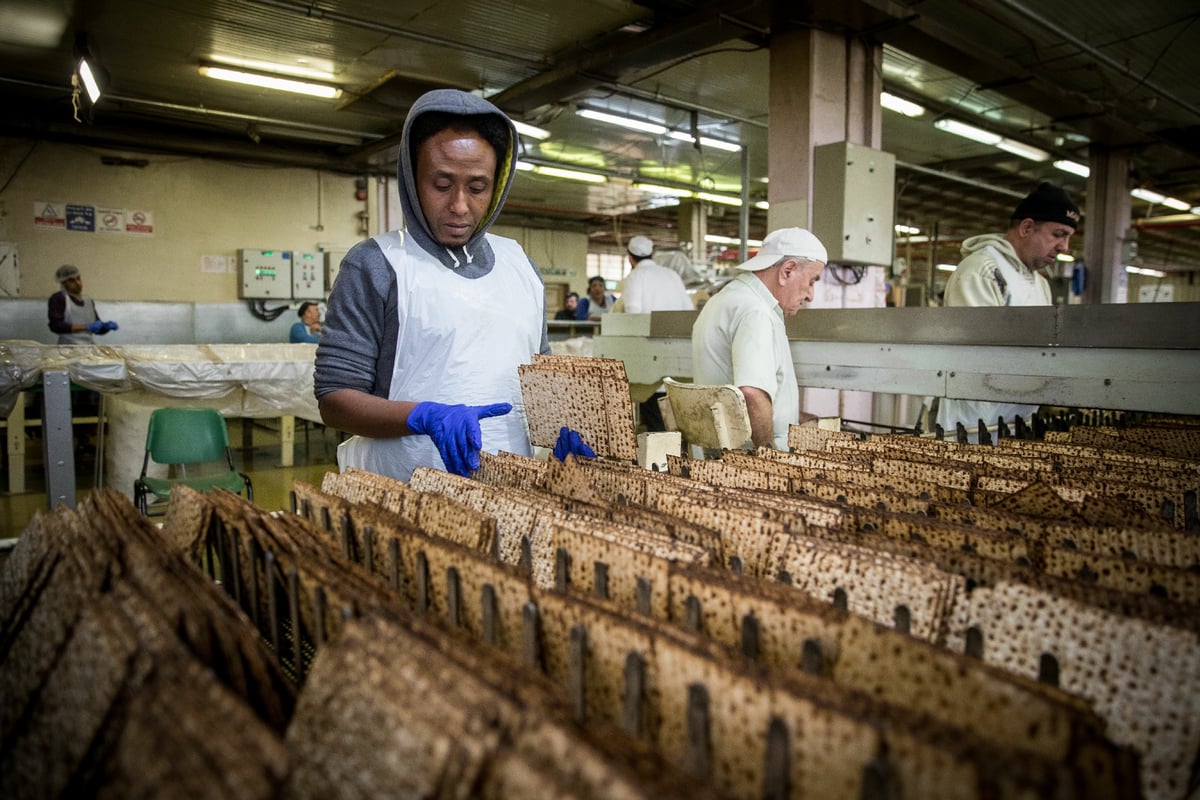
(766, 27, 882, 230)
(677, 198, 707, 267)
(1083, 145, 1132, 304)
(766, 24, 886, 424)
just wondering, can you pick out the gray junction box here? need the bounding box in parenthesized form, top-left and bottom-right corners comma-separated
(812, 141, 896, 266)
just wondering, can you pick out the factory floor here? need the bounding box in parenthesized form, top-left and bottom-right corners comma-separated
(0, 418, 342, 540)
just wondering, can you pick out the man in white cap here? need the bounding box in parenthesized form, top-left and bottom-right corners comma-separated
(619, 234, 693, 314)
(691, 227, 827, 450)
(47, 264, 118, 344)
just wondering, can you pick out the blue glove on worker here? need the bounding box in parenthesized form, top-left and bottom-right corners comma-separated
(85, 320, 105, 334)
(406, 401, 512, 477)
(553, 426, 595, 462)
(104, 320, 119, 331)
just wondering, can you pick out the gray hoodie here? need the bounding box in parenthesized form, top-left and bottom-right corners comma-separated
(315, 90, 548, 402)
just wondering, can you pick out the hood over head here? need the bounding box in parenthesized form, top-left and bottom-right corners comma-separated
(397, 89, 517, 269)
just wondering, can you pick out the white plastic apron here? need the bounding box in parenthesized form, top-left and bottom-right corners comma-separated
(936, 245, 1045, 438)
(57, 290, 97, 344)
(338, 231, 543, 480)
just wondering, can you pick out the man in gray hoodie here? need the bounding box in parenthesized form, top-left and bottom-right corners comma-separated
(936, 182, 1080, 437)
(315, 89, 552, 480)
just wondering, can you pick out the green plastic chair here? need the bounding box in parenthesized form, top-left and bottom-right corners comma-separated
(134, 408, 253, 515)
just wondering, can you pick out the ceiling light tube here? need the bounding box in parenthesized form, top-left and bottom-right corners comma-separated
(696, 192, 742, 207)
(1160, 196, 1191, 211)
(996, 138, 1050, 162)
(933, 118, 1001, 146)
(77, 58, 101, 103)
(880, 91, 925, 117)
(515, 160, 535, 171)
(936, 263, 958, 271)
(534, 164, 606, 183)
(1053, 159, 1090, 178)
(577, 107, 667, 135)
(633, 182, 695, 197)
(754, 200, 769, 210)
(512, 119, 550, 140)
(706, 234, 763, 246)
(1130, 188, 1166, 204)
(895, 224, 920, 235)
(199, 65, 342, 98)
(666, 131, 741, 152)
(1125, 265, 1165, 277)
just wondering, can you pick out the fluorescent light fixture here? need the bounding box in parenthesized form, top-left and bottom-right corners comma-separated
(754, 200, 769, 210)
(577, 107, 667, 135)
(512, 120, 550, 140)
(936, 263, 958, 271)
(1130, 188, 1166, 204)
(199, 65, 341, 98)
(933, 118, 1001, 146)
(634, 182, 695, 197)
(1056, 253, 1075, 262)
(706, 234, 763, 246)
(77, 58, 101, 103)
(209, 55, 334, 81)
(880, 92, 925, 117)
(1053, 160, 1090, 178)
(1160, 196, 1191, 211)
(895, 224, 920, 235)
(996, 138, 1050, 162)
(1192, 206, 1200, 216)
(666, 131, 741, 152)
(1126, 265, 1165, 277)
(696, 192, 742, 207)
(534, 164, 606, 183)
(515, 160, 535, 171)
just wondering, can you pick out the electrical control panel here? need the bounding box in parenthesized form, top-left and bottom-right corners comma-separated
(238, 249, 293, 299)
(292, 251, 326, 299)
(812, 141, 896, 266)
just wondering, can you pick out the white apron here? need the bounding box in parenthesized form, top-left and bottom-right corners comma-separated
(937, 245, 1046, 438)
(337, 231, 544, 480)
(56, 290, 97, 344)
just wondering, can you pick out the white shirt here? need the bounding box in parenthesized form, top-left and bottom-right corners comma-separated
(691, 272, 797, 450)
(620, 258, 693, 313)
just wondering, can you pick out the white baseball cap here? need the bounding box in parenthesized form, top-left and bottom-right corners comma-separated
(627, 235, 654, 258)
(735, 227, 828, 272)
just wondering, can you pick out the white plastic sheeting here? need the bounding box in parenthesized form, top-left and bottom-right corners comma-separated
(1, 342, 321, 498)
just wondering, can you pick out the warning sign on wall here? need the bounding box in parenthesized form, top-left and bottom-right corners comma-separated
(97, 208, 124, 234)
(34, 201, 66, 228)
(126, 209, 154, 235)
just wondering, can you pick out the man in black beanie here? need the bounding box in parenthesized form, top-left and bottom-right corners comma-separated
(937, 182, 1080, 436)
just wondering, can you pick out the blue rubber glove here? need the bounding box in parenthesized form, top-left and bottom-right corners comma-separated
(104, 320, 119, 331)
(85, 320, 105, 334)
(406, 401, 512, 476)
(553, 426, 596, 462)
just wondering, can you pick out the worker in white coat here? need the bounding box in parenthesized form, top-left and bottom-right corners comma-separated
(619, 235, 694, 314)
(936, 181, 1080, 438)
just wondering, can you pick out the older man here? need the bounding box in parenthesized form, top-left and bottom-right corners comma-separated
(691, 227, 826, 450)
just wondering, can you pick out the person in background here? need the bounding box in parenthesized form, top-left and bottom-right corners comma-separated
(618, 234, 693, 431)
(576, 275, 616, 321)
(315, 89, 591, 481)
(619, 235, 693, 314)
(691, 227, 827, 450)
(936, 181, 1080, 438)
(554, 291, 579, 320)
(47, 264, 118, 344)
(290, 301, 322, 343)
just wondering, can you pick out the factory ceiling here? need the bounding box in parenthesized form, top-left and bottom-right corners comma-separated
(2, 0, 1199, 274)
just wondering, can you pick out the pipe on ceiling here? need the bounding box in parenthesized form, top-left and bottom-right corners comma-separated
(990, 0, 1200, 121)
